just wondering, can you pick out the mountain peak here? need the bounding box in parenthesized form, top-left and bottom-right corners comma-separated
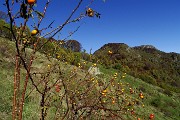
(133, 45, 157, 50)
(133, 45, 159, 53)
(104, 43, 128, 47)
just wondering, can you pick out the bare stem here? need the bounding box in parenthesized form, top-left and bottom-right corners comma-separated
(18, 56, 34, 120)
(12, 55, 18, 120)
(37, 0, 51, 28)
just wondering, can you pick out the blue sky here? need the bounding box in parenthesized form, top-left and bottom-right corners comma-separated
(0, 0, 180, 53)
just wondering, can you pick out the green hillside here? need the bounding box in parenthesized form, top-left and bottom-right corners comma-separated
(0, 37, 180, 119)
(94, 43, 180, 93)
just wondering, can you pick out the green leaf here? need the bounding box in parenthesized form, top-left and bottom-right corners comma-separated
(34, 10, 44, 18)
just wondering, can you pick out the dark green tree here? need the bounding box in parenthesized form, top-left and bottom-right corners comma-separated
(65, 39, 82, 52)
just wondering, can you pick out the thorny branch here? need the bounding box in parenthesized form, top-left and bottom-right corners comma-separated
(50, 0, 83, 38)
(4, 0, 134, 120)
(37, 0, 51, 28)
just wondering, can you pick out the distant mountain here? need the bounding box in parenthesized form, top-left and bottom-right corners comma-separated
(94, 43, 180, 93)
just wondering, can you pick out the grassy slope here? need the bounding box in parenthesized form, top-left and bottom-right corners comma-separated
(99, 66, 180, 120)
(0, 37, 180, 120)
(0, 37, 15, 120)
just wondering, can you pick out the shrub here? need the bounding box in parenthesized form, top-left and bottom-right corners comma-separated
(112, 63, 122, 70)
(150, 97, 162, 108)
(163, 89, 173, 97)
(138, 74, 157, 85)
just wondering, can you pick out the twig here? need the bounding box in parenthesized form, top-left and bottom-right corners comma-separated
(37, 0, 51, 28)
